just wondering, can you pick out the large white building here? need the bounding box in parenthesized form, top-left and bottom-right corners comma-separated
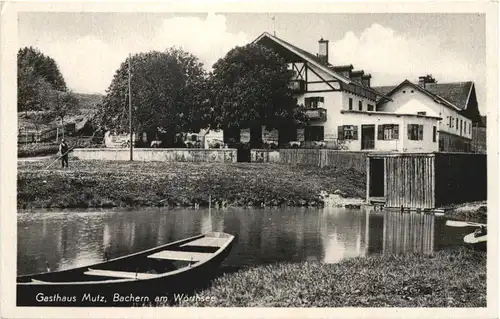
(375, 78, 480, 152)
(253, 32, 480, 153)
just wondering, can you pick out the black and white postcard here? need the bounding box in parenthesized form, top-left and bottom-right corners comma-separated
(1, 1, 498, 318)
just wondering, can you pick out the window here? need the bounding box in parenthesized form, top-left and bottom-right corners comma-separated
(417, 111, 427, 116)
(305, 97, 324, 109)
(338, 125, 358, 140)
(433, 126, 437, 142)
(456, 118, 459, 129)
(367, 104, 374, 111)
(377, 124, 399, 140)
(349, 98, 353, 110)
(358, 101, 362, 111)
(450, 117, 454, 128)
(408, 124, 423, 140)
(460, 119, 463, 135)
(304, 126, 324, 141)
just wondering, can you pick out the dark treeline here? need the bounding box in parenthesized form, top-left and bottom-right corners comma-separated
(19, 44, 307, 146)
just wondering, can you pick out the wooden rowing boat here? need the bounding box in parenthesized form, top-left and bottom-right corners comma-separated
(17, 232, 235, 307)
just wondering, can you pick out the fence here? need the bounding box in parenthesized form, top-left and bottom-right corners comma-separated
(251, 148, 367, 172)
(434, 152, 487, 206)
(18, 124, 77, 144)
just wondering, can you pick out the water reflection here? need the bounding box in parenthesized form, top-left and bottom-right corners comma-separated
(17, 208, 468, 275)
(382, 210, 435, 255)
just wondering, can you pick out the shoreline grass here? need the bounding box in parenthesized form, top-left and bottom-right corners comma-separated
(176, 247, 486, 307)
(17, 159, 366, 209)
(444, 201, 487, 224)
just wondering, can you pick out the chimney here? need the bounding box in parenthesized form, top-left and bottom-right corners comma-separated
(418, 74, 437, 89)
(318, 38, 329, 64)
(418, 76, 426, 88)
(362, 74, 371, 87)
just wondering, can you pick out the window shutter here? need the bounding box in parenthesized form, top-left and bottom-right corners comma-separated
(305, 98, 311, 108)
(337, 126, 344, 140)
(393, 125, 399, 139)
(418, 125, 424, 140)
(377, 125, 384, 140)
(353, 126, 358, 140)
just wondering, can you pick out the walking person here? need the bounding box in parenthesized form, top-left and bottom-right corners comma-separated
(59, 139, 69, 168)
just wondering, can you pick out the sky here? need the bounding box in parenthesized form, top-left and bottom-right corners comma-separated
(19, 12, 486, 113)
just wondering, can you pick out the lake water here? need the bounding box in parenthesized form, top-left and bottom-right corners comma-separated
(17, 207, 472, 275)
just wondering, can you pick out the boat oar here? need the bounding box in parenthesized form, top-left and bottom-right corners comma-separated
(445, 220, 486, 228)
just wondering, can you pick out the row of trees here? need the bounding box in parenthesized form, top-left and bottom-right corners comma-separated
(94, 44, 307, 147)
(18, 47, 79, 135)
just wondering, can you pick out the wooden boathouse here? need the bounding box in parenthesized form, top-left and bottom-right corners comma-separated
(366, 152, 486, 209)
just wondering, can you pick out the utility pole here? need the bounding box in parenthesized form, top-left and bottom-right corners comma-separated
(128, 53, 133, 161)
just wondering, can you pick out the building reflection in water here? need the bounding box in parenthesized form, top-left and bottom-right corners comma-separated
(381, 210, 435, 255)
(321, 208, 369, 263)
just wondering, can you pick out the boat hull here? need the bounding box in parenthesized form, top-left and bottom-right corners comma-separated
(463, 233, 487, 252)
(17, 233, 234, 307)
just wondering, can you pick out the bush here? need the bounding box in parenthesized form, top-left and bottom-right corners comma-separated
(18, 143, 59, 157)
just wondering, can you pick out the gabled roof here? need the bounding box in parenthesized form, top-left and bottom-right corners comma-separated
(252, 32, 390, 100)
(373, 81, 475, 112)
(424, 82, 474, 111)
(372, 85, 395, 96)
(374, 80, 460, 111)
(253, 32, 350, 84)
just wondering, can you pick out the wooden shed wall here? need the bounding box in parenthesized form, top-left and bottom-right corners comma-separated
(434, 153, 487, 207)
(384, 155, 435, 209)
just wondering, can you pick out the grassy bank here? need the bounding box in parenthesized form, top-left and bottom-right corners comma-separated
(177, 247, 486, 307)
(17, 159, 365, 209)
(445, 201, 487, 223)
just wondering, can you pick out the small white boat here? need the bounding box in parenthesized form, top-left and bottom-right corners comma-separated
(463, 227, 487, 251)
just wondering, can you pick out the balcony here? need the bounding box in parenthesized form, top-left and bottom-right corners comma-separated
(305, 108, 327, 122)
(288, 79, 306, 93)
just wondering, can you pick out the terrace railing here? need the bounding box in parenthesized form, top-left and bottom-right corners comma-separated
(305, 108, 327, 122)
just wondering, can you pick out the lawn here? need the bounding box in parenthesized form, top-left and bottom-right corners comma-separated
(176, 246, 486, 307)
(17, 159, 366, 209)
